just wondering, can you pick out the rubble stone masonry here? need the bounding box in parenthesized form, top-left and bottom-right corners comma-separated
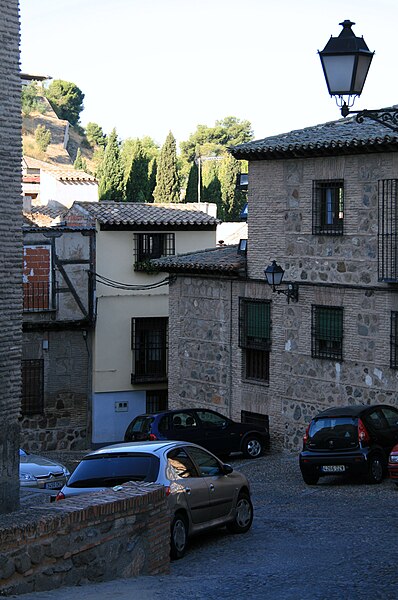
(0, 0, 22, 513)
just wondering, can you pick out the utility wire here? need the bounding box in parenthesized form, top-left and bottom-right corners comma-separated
(92, 271, 174, 291)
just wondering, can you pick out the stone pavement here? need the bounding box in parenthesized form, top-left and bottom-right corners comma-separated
(14, 451, 398, 600)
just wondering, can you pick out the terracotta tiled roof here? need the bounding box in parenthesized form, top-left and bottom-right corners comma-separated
(230, 110, 398, 160)
(149, 245, 246, 275)
(70, 202, 220, 227)
(44, 168, 97, 182)
(31, 202, 68, 220)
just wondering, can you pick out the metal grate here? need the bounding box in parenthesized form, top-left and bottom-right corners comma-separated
(239, 298, 271, 350)
(22, 359, 44, 415)
(134, 233, 175, 265)
(378, 179, 398, 282)
(131, 317, 168, 383)
(244, 348, 269, 382)
(312, 180, 344, 235)
(23, 281, 52, 312)
(241, 410, 269, 431)
(391, 312, 398, 369)
(312, 305, 343, 360)
(146, 390, 168, 413)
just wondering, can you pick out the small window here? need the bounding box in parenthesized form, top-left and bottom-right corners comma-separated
(312, 180, 344, 235)
(134, 233, 175, 267)
(391, 312, 398, 369)
(239, 298, 271, 383)
(312, 305, 343, 360)
(146, 390, 168, 413)
(131, 317, 168, 383)
(21, 359, 44, 415)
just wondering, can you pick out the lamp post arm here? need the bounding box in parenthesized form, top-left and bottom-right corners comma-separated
(341, 104, 398, 133)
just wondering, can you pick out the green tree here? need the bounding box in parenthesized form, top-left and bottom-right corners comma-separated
(21, 82, 44, 117)
(218, 154, 246, 221)
(73, 148, 88, 171)
(45, 80, 84, 126)
(98, 128, 124, 202)
(153, 131, 180, 203)
(125, 140, 150, 202)
(148, 157, 157, 202)
(34, 124, 51, 152)
(86, 122, 106, 147)
(185, 161, 199, 202)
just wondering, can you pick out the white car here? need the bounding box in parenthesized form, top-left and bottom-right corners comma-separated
(19, 449, 70, 490)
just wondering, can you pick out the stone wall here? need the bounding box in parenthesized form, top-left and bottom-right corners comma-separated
(0, 0, 22, 513)
(21, 330, 90, 451)
(0, 483, 169, 596)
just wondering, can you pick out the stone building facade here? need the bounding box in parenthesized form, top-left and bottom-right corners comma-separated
(154, 115, 398, 451)
(0, 0, 22, 513)
(22, 223, 95, 451)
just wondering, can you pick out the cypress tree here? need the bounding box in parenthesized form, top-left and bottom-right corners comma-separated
(98, 128, 124, 202)
(73, 148, 87, 171)
(125, 140, 150, 202)
(153, 131, 180, 203)
(185, 162, 199, 202)
(219, 154, 245, 221)
(148, 157, 157, 202)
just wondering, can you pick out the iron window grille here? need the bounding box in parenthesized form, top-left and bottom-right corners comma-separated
(312, 180, 344, 235)
(241, 410, 269, 431)
(239, 298, 271, 382)
(131, 317, 168, 383)
(146, 389, 168, 413)
(391, 312, 398, 369)
(22, 359, 44, 415)
(134, 233, 175, 269)
(378, 179, 398, 282)
(312, 305, 343, 360)
(23, 281, 53, 312)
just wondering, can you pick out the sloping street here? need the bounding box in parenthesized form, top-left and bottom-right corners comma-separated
(16, 451, 398, 600)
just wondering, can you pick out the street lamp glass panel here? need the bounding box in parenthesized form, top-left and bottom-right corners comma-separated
(321, 55, 355, 95)
(353, 54, 373, 93)
(264, 261, 284, 287)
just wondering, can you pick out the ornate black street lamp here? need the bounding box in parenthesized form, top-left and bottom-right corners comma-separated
(319, 20, 398, 132)
(264, 260, 299, 303)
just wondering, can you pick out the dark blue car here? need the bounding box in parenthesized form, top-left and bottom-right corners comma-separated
(124, 408, 270, 459)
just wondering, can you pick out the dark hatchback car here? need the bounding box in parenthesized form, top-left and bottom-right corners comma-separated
(124, 408, 270, 459)
(299, 404, 398, 485)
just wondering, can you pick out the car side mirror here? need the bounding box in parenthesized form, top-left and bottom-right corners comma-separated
(221, 463, 233, 475)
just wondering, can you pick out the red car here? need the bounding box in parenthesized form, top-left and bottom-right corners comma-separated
(388, 444, 398, 484)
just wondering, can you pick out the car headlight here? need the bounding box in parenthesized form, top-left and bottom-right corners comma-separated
(389, 454, 398, 463)
(19, 472, 37, 482)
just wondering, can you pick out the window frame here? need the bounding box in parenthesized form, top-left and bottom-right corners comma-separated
(311, 305, 344, 361)
(22, 359, 44, 415)
(239, 298, 271, 383)
(131, 317, 168, 383)
(390, 311, 398, 369)
(312, 180, 344, 236)
(134, 232, 175, 268)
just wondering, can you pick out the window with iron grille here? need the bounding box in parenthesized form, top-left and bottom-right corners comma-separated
(241, 410, 269, 431)
(23, 245, 53, 311)
(378, 179, 398, 282)
(22, 359, 44, 415)
(146, 389, 168, 413)
(312, 305, 343, 360)
(312, 180, 344, 235)
(239, 298, 271, 382)
(134, 233, 175, 267)
(131, 317, 168, 383)
(391, 312, 398, 369)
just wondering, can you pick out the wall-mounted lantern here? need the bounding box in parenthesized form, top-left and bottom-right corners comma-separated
(264, 260, 299, 303)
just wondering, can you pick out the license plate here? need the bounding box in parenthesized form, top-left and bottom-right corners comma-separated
(321, 465, 345, 473)
(45, 481, 63, 490)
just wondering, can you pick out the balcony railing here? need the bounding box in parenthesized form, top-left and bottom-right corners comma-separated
(23, 281, 53, 312)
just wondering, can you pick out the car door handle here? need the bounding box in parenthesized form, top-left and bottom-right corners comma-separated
(209, 484, 215, 492)
(184, 487, 191, 495)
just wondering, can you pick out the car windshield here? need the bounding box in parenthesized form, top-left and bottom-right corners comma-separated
(67, 453, 160, 488)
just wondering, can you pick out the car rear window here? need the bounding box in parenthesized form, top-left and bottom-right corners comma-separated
(67, 453, 159, 488)
(308, 417, 358, 449)
(127, 416, 154, 435)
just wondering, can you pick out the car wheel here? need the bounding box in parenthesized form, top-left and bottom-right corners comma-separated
(170, 513, 188, 560)
(242, 436, 263, 459)
(227, 492, 253, 534)
(301, 471, 319, 485)
(367, 455, 384, 484)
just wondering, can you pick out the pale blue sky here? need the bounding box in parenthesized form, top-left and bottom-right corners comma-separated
(20, 0, 398, 148)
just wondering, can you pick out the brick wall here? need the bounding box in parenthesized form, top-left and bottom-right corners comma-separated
(0, 483, 170, 595)
(0, 0, 22, 513)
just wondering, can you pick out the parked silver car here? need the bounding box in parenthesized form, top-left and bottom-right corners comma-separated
(19, 449, 70, 490)
(56, 440, 253, 558)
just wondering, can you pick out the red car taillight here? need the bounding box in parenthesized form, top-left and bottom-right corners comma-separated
(55, 491, 65, 501)
(358, 418, 370, 445)
(149, 433, 157, 441)
(303, 422, 311, 445)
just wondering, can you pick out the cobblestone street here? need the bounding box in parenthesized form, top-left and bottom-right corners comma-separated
(16, 451, 398, 600)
